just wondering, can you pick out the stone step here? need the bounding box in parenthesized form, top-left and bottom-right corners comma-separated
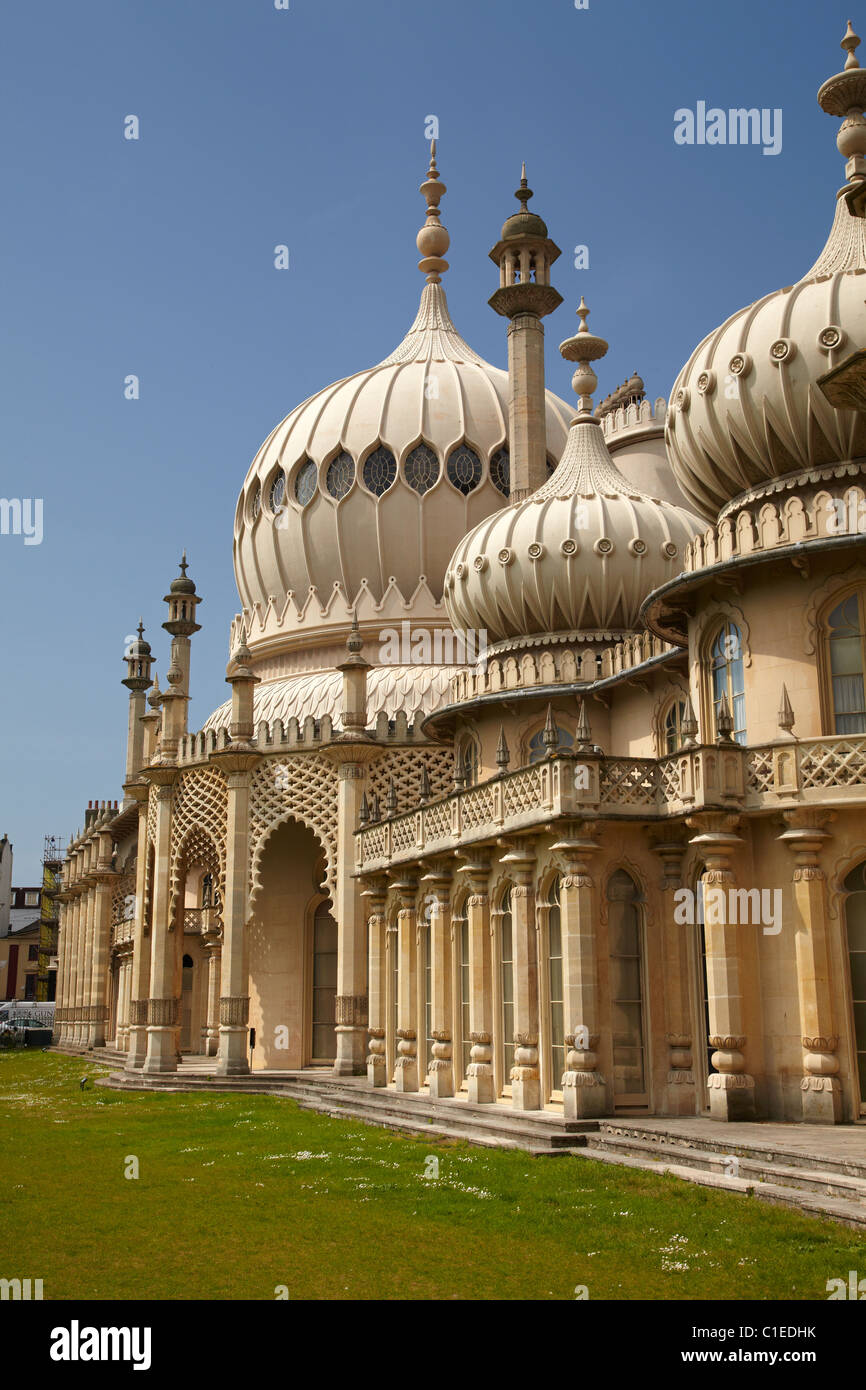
(559, 1142, 866, 1231)
(596, 1119, 866, 1181)
(584, 1132, 866, 1203)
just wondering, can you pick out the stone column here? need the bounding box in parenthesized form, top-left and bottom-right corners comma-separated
(778, 811, 842, 1124)
(212, 755, 259, 1076)
(501, 844, 541, 1111)
(89, 860, 116, 1048)
(422, 864, 454, 1099)
(687, 813, 756, 1121)
(649, 832, 697, 1115)
(58, 888, 78, 1046)
(143, 775, 180, 1074)
(333, 759, 372, 1076)
(553, 826, 606, 1119)
(393, 876, 419, 1093)
(201, 935, 221, 1057)
(77, 881, 96, 1047)
(125, 784, 152, 1070)
(460, 854, 494, 1103)
(363, 877, 388, 1087)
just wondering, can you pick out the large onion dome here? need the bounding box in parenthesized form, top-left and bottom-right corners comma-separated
(666, 23, 866, 521)
(232, 144, 574, 659)
(444, 300, 703, 644)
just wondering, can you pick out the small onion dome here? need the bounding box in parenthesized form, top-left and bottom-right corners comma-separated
(125, 619, 151, 660)
(444, 302, 703, 644)
(500, 164, 549, 240)
(666, 23, 866, 521)
(169, 551, 196, 595)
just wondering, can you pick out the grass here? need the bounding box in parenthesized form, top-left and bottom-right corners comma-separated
(0, 1051, 862, 1301)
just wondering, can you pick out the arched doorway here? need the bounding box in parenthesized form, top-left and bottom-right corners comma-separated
(844, 861, 866, 1114)
(247, 817, 333, 1070)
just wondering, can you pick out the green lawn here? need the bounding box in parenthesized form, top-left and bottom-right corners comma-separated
(0, 1051, 861, 1300)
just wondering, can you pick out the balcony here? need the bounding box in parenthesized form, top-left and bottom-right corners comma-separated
(356, 735, 866, 872)
(182, 908, 222, 935)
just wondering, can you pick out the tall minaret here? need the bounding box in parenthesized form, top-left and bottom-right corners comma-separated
(489, 166, 563, 502)
(121, 620, 154, 793)
(159, 553, 202, 760)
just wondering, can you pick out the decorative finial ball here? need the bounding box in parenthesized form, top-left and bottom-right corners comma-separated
(837, 109, 866, 159)
(166, 662, 183, 687)
(416, 223, 450, 259)
(572, 362, 598, 399)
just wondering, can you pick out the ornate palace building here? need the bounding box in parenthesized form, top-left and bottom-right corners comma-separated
(55, 25, 866, 1127)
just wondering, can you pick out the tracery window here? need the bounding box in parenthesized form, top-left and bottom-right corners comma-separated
(826, 592, 866, 734)
(528, 725, 574, 763)
(499, 886, 514, 1085)
(362, 445, 397, 497)
(663, 698, 688, 755)
(490, 447, 510, 496)
(547, 877, 565, 1093)
(294, 458, 318, 506)
(250, 484, 262, 519)
(404, 443, 440, 495)
(456, 735, 480, 786)
(326, 451, 355, 500)
(446, 443, 482, 495)
(709, 621, 746, 743)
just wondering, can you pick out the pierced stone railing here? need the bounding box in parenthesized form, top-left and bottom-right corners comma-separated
(448, 631, 678, 705)
(356, 735, 866, 871)
(178, 707, 435, 767)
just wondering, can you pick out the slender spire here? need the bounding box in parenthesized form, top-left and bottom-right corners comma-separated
(516, 161, 531, 212)
(416, 140, 450, 284)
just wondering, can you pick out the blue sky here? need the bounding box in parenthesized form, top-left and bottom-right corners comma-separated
(0, 0, 855, 878)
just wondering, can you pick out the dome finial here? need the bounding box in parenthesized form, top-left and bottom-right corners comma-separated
(559, 296, 610, 416)
(516, 161, 532, 212)
(818, 20, 866, 184)
(417, 141, 450, 284)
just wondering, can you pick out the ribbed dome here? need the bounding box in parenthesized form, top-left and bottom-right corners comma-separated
(666, 26, 866, 521)
(232, 148, 574, 658)
(445, 408, 702, 643)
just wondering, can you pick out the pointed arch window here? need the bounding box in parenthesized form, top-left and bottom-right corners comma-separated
(663, 698, 688, 755)
(446, 443, 482, 495)
(326, 451, 355, 500)
(490, 447, 510, 496)
(547, 877, 565, 1092)
(709, 621, 746, 743)
(499, 887, 514, 1085)
(528, 725, 573, 763)
(294, 458, 318, 506)
(826, 592, 866, 734)
(456, 735, 480, 787)
(362, 445, 397, 497)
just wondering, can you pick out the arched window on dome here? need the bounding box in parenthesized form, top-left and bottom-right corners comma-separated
(527, 724, 574, 764)
(325, 451, 355, 500)
(362, 444, 397, 497)
(250, 484, 262, 520)
(293, 458, 318, 506)
(662, 697, 688, 755)
(490, 447, 510, 497)
(268, 469, 286, 514)
(708, 621, 746, 744)
(404, 443, 440, 495)
(824, 590, 866, 734)
(446, 443, 482, 496)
